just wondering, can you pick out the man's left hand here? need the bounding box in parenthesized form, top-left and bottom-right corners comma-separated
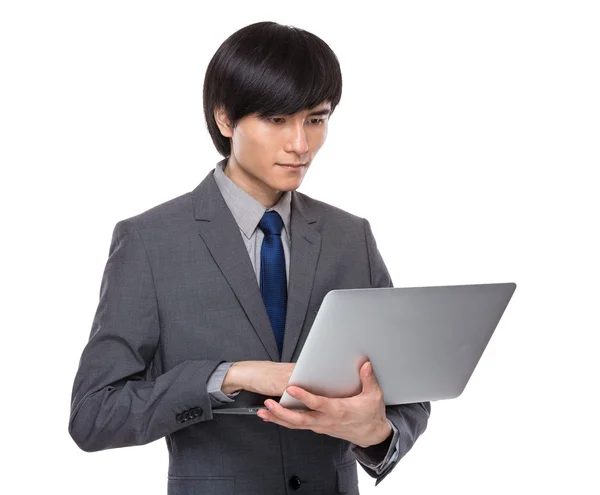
(257, 361, 392, 449)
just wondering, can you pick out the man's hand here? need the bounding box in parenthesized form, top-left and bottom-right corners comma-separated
(222, 361, 295, 397)
(256, 361, 392, 449)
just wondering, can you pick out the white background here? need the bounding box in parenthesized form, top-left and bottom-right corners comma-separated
(1, 1, 599, 494)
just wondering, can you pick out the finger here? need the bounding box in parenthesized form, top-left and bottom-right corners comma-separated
(259, 407, 311, 431)
(286, 386, 329, 412)
(264, 412, 329, 435)
(258, 409, 308, 430)
(260, 405, 331, 435)
(264, 399, 318, 428)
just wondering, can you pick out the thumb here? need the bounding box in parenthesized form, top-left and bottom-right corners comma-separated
(360, 361, 377, 391)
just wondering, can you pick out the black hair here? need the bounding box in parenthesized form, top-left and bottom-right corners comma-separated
(203, 21, 343, 157)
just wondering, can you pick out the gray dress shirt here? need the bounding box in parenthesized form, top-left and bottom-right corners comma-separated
(206, 158, 400, 474)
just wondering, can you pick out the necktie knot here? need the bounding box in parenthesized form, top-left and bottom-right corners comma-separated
(258, 211, 284, 236)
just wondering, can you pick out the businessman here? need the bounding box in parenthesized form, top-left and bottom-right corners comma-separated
(69, 21, 430, 494)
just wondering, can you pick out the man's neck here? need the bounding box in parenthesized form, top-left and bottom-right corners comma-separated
(224, 160, 283, 208)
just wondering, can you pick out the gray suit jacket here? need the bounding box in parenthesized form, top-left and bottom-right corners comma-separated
(69, 168, 431, 494)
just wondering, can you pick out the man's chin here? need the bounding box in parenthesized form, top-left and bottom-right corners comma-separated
(276, 181, 303, 193)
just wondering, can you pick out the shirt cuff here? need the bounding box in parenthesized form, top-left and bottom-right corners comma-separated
(350, 419, 400, 475)
(207, 361, 241, 405)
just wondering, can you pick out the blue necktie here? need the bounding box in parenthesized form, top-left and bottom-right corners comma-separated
(258, 211, 287, 359)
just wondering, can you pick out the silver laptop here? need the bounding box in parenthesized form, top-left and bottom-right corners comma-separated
(213, 282, 516, 415)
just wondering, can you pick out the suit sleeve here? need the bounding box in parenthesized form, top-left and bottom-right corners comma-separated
(69, 220, 223, 452)
(351, 419, 400, 474)
(352, 218, 431, 486)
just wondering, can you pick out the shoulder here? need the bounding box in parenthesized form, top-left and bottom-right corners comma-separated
(294, 191, 385, 257)
(113, 190, 195, 237)
(293, 190, 367, 229)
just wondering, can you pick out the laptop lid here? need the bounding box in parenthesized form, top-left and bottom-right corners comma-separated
(278, 282, 516, 409)
(214, 282, 516, 415)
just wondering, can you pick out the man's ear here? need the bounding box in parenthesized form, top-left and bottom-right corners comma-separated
(214, 106, 233, 138)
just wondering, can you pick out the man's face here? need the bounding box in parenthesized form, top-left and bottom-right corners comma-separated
(214, 101, 331, 206)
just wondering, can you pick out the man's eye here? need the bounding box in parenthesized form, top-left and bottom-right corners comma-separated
(268, 117, 325, 125)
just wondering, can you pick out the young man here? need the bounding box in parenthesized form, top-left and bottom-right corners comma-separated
(69, 21, 430, 494)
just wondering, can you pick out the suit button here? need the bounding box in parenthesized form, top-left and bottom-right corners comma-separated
(176, 413, 183, 422)
(289, 476, 302, 490)
(182, 411, 190, 421)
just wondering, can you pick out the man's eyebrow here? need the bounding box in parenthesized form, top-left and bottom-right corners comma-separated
(307, 108, 332, 117)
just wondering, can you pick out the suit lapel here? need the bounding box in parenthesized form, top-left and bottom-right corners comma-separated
(281, 192, 321, 362)
(192, 170, 321, 363)
(193, 171, 280, 361)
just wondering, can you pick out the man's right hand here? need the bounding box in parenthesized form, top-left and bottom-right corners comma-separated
(222, 361, 295, 397)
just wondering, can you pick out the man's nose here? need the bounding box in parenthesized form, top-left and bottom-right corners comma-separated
(284, 122, 309, 155)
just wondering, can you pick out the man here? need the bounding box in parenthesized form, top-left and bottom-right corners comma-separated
(69, 21, 430, 494)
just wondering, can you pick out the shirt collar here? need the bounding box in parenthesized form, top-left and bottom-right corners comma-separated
(213, 158, 292, 241)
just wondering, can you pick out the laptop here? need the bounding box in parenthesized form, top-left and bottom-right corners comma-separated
(212, 282, 516, 415)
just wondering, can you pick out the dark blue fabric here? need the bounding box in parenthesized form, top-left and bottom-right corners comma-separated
(258, 211, 287, 359)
